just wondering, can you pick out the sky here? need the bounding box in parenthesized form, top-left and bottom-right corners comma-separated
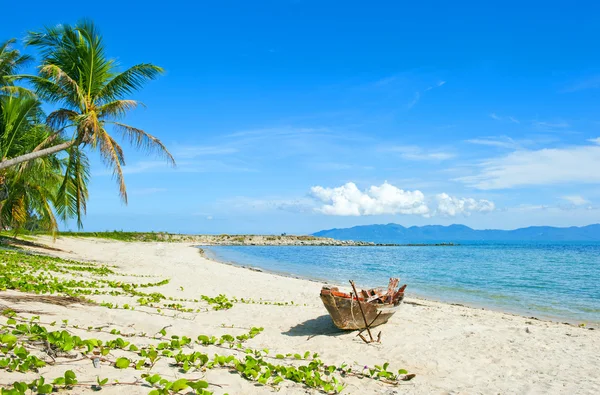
(3, 1, 600, 234)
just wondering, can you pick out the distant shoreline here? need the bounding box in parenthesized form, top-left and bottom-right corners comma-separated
(48, 231, 458, 246)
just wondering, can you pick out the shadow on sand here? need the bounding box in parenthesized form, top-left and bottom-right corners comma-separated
(282, 315, 346, 338)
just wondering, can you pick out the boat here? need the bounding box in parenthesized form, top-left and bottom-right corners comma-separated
(320, 278, 406, 330)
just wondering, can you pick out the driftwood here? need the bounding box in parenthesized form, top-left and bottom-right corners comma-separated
(350, 280, 374, 342)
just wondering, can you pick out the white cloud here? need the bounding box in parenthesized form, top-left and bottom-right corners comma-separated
(434, 193, 495, 216)
(489, 113, 520, 123)
(465, 137, 521, 150)
(310, 182, 429, 216)
(309, 162, 374, 171)
(408, 92, 421, 108)
(116, 159, 254, 175)
(424, 81, 446, 91)
(588, 137, 600, 145)
(309, 182, 494, 217)
(561, 195, 589, 206)
(122, 161, 170, 175)
(129, 187, 167, 196)
(387, 145, 455, 161)
(409, 80, 446, 108)
(562, 75, 600, 92)
(174, 145, 238, 159)
(218, 196, 315, 214)
(506, 204, 550, 212)
(532, 120, 570, 129)
(457, 141, 600, 189)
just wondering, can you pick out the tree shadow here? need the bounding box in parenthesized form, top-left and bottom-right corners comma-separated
(0, 236, 65, 252)
(282, 315, 346, 338)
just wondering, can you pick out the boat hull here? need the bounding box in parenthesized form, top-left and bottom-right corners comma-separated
(319, 292, 401, 330)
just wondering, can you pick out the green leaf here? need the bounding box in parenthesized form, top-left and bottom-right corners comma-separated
(1, 334, 17, 345)
(14, 381, 28, 393)
(37, 384, 53, 394)
(272, 376, 283, 385)
(170, 378, 189, 392)
(65, 370, 77, 385)
(145, 374, 161, 385)
(115, 357, 130, 369)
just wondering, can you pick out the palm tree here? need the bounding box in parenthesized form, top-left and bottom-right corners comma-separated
(0, 37, 88, 232)
(1, 21, 174, 203)
(0, 93, 89, 233)
(0, 39, 32, 95)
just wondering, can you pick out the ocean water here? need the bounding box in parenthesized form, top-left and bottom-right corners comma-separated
(204, 243, 600, 323)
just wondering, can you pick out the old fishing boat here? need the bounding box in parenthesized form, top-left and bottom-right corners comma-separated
(320, 278, 406, 330)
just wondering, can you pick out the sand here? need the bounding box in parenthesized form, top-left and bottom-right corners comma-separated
(1, 236, 599, 394)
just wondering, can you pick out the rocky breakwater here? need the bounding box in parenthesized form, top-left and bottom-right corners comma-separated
(192, 234, 377, 246)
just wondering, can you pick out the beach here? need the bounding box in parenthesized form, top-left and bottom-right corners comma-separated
(2, 236, 599, 394)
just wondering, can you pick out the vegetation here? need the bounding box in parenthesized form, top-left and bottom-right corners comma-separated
(49, 230, 180, 242)
(0, 248, 413, 394)
(0, 20, 173, 234)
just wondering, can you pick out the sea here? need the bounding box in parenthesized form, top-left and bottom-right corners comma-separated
(204, 242, 600, 324)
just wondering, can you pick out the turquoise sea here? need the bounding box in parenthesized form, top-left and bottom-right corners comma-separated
(205, 243, 600, 323)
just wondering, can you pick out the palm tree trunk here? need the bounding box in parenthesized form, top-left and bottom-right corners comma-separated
(0, 140, 76, 170)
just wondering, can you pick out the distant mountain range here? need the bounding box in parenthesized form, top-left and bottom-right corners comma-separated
(312, 223, 600, 243)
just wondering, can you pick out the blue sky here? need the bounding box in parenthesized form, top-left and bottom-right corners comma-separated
(3, 1, 600, 234)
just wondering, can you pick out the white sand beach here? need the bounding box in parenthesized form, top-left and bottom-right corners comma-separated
(2, 237, 599, 395)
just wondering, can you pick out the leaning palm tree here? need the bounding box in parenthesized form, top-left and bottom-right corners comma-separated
(0, 93, 89, 233)
(1, 21, 174, 203)
(0, 38, 87, 233)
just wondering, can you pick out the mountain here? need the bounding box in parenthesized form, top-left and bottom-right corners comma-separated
(312, 223, 600, 243)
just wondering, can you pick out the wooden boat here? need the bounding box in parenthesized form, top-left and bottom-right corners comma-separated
(320, 278, 406, 330)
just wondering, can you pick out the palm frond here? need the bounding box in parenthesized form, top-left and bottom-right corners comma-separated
(98, 100, 143, 120)
(0, 39, 33, 86)
(97, 128, 127, 202)
(46, 108, 78, 130)
(112, 122, 175, 166)
(0, 95, 44, 160)
(12, 74, 72, 105)
(0, 85, 36, 97)
(39, 64, 87, 110)
(55, 146, 89, 228)
(29, 184, 59, 234)
(96, 64, 164, 103)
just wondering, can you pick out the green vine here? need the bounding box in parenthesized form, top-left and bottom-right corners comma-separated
(0, 249, 414, 394)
